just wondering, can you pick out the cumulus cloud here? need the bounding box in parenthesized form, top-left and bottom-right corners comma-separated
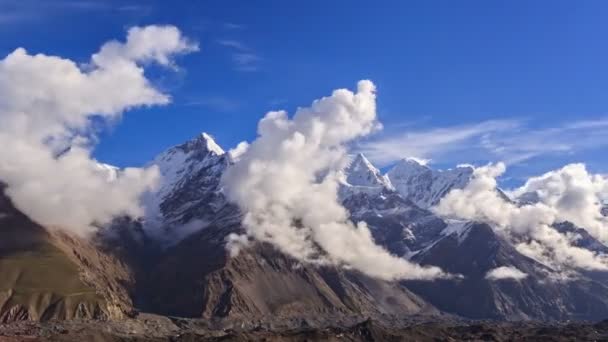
(228, 141, 249, 162)
(485, 266, 528, 281)
(222, 81, 449, 281)
(435, 163, 608, 272)
(509, 164, 608, 243)
(0, 25, 196, 235)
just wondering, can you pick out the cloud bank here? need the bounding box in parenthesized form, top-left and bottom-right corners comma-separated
(0, 25, 196, 235)
(435, 163, 608, 272)
(222, 81, 449, 281)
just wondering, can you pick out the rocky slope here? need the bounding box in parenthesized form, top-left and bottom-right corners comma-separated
(141, 206, 438, 321)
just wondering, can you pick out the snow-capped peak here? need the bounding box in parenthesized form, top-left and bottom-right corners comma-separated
(200, 132, 225, 156)
(343, 153, 393, 189)
(339, 153, 392, 187)
(386, 158, 473, 208)
(143, 132, 229, 240)
(337, 153, 393, 200)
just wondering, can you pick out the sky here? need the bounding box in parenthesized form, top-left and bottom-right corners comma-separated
(1, 0, 608, 187)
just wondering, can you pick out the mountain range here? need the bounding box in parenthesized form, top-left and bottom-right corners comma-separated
(2, 132, 608, 329)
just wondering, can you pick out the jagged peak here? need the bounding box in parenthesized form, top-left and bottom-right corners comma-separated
(349, 153, 379, 172)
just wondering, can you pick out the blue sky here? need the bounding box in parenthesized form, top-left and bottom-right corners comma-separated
(2, 0, 608, 186)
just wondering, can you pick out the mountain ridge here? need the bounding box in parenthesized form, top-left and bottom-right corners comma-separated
(1, 132, 608, 325)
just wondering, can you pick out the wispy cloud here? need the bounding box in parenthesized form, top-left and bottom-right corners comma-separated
(217, 39, 261, 72)
(0, 12, 30, 24)
(359, 117, 608, 166)
(232, 52, 261, 72)
(183, 96, 240, 112)
(223, 22, 245, 30)
(269, 98, 288, 107)
(217, 39, 248, 50)
(0, 1, 151, 25)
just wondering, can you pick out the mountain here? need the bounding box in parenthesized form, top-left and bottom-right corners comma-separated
(144, 133, 231, 243)
(138, 135, 608, 321)
(386, 159, 473, 208)
(2, 132, 608, 327)
(138, 140, 439, 323)
(145, 235, 438, 324)
(339, 157, 608, 320)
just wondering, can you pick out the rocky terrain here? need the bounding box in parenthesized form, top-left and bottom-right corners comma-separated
(2, 315, 608, 341)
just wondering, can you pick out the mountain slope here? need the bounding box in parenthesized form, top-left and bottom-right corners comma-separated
(144, 229, 438, 324)
(0, 187, 135, 322)
(407, 222, 608, 320)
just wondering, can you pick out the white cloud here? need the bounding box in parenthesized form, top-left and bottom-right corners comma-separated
(434, 163, 608, 272)
(485, 266, 528, 281)
(509, 164, 608, 243)
(222, 80, 450, 281)
(93, 26, 198, 68)
(228, 141, 249, 162)
(0, 25, 196, 235)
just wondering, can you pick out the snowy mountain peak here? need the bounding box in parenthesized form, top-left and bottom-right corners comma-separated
(143, 132, 229, 240)
(390, 158, 432, 176)
(387, 158, 473, 208)
(341, 153, 393, 189)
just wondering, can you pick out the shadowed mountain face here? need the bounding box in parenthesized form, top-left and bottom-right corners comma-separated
(407, 222, 608, 320)
(139, 218, 437, 321)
